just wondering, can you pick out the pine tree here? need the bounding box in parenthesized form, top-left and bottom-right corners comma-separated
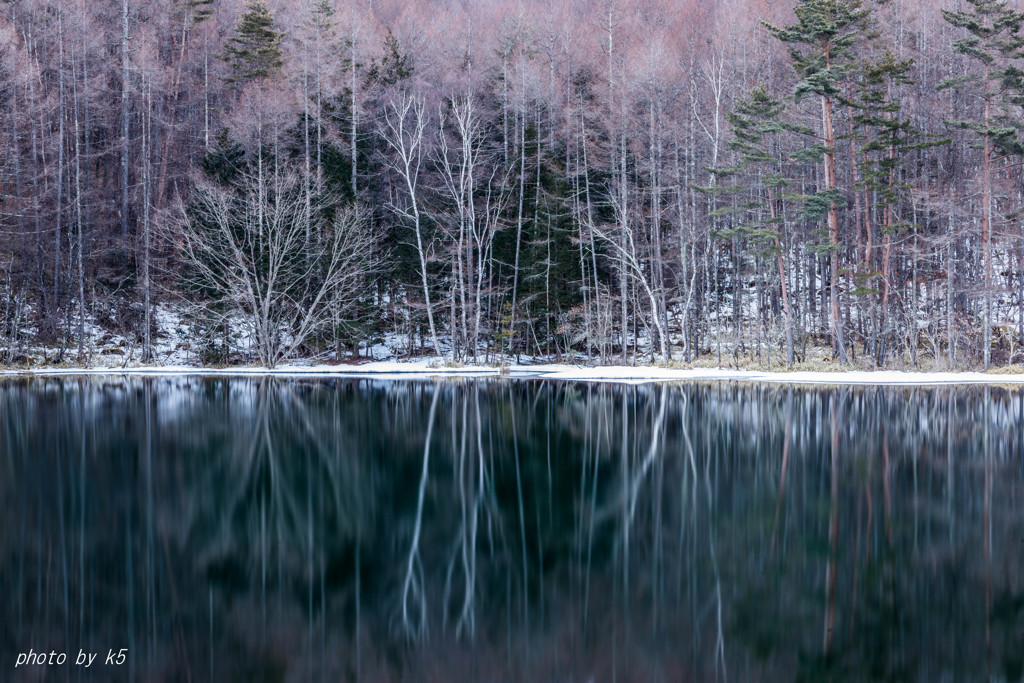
(765, 0, 872, 364)
(201, 128, 246, 186)
(939, 0, 1024, 369)
(187, 0, 216, 25)
(224, 0, 284, 85)
(712, 84, 820, 366)
(851, 52, 946, 364)
(366, 29, 412, 87)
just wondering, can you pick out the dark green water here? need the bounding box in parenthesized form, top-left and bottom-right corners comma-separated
(2, 377, 1024, 682)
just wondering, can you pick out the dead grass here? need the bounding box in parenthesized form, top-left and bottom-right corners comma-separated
(986, 364, 1024, 375)
(661, 350, 852, 374)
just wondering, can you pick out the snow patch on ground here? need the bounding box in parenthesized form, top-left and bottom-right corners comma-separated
(3, 360, 1023, 386)
(5, 303, 1024, 386)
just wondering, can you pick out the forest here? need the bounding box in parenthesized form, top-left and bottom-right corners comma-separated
(1, 0, 1024, 369)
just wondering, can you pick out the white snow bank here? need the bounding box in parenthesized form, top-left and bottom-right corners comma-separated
(3, 361, 1024, 386)
(525, 366, 1024, 385)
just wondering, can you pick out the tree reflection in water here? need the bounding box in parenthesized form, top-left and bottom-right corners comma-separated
(2, 377, 1023, 682)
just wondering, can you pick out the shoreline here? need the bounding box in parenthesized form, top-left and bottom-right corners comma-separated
(3, 361, 1024, 385)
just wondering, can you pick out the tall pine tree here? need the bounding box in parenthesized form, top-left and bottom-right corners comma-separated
(939, 0, 1024, 369)
(711, 84, 820, 365)
(765, 0, 872, 364)
(852, 52, 946, 365)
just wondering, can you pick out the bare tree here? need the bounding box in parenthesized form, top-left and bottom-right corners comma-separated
(436, 93, 511, 362)
(381, 93, 444, 359)
(597, 193, 669, 363)
(167, 170, 378, 367)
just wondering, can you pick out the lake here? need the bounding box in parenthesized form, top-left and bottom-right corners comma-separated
(2, 376, 1023, 682)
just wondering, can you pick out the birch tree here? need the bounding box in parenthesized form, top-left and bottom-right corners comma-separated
(381, 93, 444, 359)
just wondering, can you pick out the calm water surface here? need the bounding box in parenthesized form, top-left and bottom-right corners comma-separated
(2, 377, 1024, 682)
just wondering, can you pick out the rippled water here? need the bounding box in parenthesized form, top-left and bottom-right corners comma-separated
(2, 377, 1024, 682)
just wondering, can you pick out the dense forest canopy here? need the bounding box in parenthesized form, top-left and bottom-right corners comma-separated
(1, 0, 1023, 369)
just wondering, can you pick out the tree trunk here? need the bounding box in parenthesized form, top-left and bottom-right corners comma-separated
(821, 85, 848, 363)
(982, 70, 993, 370)
(142, 74, 152, 362)
(121, 0, 131, 246)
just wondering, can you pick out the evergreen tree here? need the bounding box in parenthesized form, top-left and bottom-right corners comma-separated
(765, 0, 872, 364)
(852, 52, 946, 364)
(201, 128, 246, 186)
(186, 0, 216, 25)
(712, 84, 819, 366)
(366, 29, 412, 87)
(311, 0, 334, 25)
(939, 0, 1024, 369)
(224, 0, 284, 85)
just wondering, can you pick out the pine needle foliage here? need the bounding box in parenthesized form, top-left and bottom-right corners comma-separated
(224, 0, 284, 86)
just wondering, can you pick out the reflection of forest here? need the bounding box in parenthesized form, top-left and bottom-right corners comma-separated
(2, 378, 1023, 682)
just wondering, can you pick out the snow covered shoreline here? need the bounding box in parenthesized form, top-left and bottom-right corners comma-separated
(3, 361, 1024, 386)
